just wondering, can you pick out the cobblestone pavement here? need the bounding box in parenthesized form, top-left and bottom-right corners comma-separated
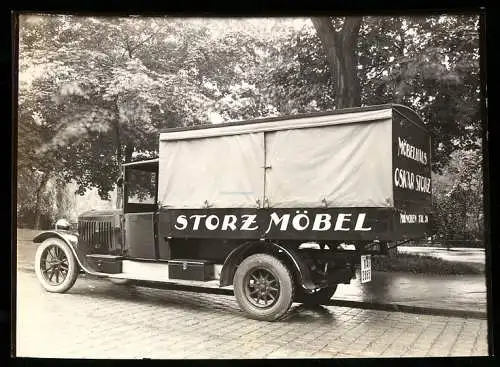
(15, 271, 488, 359)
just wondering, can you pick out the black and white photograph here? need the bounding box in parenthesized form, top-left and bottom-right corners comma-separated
(14, 12, 488, 359)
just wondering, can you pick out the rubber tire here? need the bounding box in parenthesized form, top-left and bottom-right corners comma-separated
(297, 285, 338, 306)
(35, 238, 79, 293)
(233, 253, 295, 322)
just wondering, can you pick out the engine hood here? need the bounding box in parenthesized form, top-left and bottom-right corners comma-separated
(79, 209, 122, 218)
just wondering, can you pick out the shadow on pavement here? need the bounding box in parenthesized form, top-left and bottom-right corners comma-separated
(357, 273, 393, 304)
(67, 278, 339, 324)
(283, 304, 336, 324)
(67, 279, 243, 316)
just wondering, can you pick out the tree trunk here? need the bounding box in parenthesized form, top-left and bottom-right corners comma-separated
(459, 191, 467, 242)
(476, 205, 483, 242)
(114, 122, 123, 210)
(394, 17, 407, 103)
(115, 122, 122, 167)
(116, 144, 134, 210)
(124, 144, 134, 163)
(311, 17, 362, 109)
(34, 172, 50, 229)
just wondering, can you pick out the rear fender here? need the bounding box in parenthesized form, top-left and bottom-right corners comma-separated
(219, 241, 316, 292)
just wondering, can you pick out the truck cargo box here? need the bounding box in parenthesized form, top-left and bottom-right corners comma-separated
(158, 104, 432, 242)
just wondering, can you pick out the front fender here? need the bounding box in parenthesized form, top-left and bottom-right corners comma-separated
(219, 241, 316, 292)
(32, 230, 88, 272)
(33, 230, 78, 249)
(32, 230, 120, 277)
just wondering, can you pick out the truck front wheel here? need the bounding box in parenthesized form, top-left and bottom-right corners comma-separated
(34, 238, 79, 293)
(233, 253, 295, 321)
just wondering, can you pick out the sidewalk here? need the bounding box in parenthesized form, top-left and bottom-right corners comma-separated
(16, 229, 41, 272)
(333, 271, 487, 315)
(15, 229, 487, 316)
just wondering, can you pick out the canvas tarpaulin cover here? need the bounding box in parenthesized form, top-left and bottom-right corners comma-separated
(158, 108, 393, 209)
(158, 132, 265, 208)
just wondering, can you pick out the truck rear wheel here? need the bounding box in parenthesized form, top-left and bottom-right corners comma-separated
(233, 253, 295, 321)
(35, 238, 79, 293)
(296, 285, 338, 306)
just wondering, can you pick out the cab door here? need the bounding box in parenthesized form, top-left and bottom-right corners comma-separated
(123, 162, 159, 260)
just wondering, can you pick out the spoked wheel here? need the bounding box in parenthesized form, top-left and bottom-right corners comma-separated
(245, 268, 280, 309)
(234, 254, 294, 321)
(35, 238, 79, 293)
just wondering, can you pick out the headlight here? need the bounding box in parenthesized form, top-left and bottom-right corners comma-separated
(55, 218, 71, 230)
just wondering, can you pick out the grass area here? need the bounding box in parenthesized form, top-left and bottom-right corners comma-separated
(402, 240, 484, 248)
(372, 253, 484, 275)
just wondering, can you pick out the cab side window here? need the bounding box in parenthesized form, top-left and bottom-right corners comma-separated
(127, 169, 157, 204)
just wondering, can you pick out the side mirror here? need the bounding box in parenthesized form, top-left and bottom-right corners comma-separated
(116, 176, 124, 186)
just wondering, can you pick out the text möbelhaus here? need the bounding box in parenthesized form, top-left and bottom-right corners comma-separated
(174, 211, 373, 233)
(398, 137, 428, 165)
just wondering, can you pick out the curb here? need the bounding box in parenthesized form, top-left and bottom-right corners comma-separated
(325, 299, 487, 320)
(16, 265, 487, 320)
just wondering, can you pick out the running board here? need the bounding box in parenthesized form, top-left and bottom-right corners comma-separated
(97, 260, 228, 289)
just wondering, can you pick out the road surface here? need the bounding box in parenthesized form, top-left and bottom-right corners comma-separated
(15, 271, 488, 359)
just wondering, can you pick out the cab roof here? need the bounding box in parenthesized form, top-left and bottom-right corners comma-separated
(122, 159, 159, 171)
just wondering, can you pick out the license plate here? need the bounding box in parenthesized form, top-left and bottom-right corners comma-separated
(360, 255, 372, 283)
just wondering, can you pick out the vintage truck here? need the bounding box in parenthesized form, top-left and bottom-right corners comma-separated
(32, 104, 432, 321)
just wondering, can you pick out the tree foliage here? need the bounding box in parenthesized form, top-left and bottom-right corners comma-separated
(267, 16, 480, 173)
(19, 17, 295, 200)
(432, 149, 483, 241)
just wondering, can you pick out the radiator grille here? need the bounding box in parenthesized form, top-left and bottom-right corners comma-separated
(78, 219, 114, 251)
